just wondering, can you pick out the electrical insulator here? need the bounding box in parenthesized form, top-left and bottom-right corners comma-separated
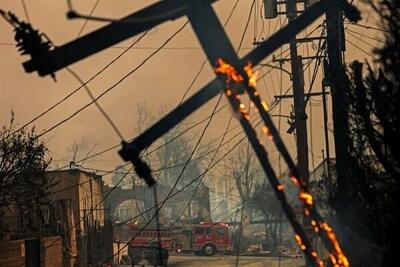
(263, 0, 278, 19)
(0, 10, 56, 80)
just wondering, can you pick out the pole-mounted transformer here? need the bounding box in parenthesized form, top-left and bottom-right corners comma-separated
(263, 0, 277, 19)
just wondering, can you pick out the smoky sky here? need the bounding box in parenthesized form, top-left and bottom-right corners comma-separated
(0, 0, 378, 184)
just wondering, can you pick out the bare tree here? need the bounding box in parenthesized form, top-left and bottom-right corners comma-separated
(223, 143, 263, 252)
(251, 183, 282, 254)
(135, 103, 204, 189)
(224, 143, 261, 209)
(52, 136, 99, 169)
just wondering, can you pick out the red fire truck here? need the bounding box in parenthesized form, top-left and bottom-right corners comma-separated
(118, 222, 232, 256)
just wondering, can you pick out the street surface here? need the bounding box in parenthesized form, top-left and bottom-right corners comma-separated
(167, 255, 304, 267)
(117, 255, 305, 267)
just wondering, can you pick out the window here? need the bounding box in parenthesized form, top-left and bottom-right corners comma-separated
(205, 228, 212, 235)
(215, 227, 226, 235)
(194, 228, 204, 235)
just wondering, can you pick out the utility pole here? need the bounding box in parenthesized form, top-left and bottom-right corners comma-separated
(261, 0, 313, 181)
(325, 8, 349, 192)
(322, 60, 331, 179)
(286, 0, 310, 183)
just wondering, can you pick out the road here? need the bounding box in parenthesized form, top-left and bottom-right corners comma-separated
(167, 255, 304, 267)
(115, 254, 305, 267)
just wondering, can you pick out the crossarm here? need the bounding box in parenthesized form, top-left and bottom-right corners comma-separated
(22, 0, 217, 76)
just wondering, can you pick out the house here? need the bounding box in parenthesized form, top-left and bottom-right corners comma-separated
(0, 168, 110, 267)
(46, 169, 110, 267)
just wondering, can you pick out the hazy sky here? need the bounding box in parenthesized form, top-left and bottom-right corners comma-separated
(0, 0, 381, 185)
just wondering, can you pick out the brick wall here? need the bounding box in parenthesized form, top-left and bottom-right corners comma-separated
(0, 239, 25, 267)
(42, 236, 63, 267)
(0, 237, 63, 267)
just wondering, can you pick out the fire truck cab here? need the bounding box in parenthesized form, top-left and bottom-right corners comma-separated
(181, 222, 231, 256)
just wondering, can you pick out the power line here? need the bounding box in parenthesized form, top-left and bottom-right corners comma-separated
(35, 21, 188, 138)
(345, 28, 385, 44)
(75, 0, 100, 38)
(66, 67, 125, 140)
(346, 37, 375, 58)
(0, 43, 258, 50)
(346, 21, 389, 33)
(20, 0, 30, 23)
(2, 30, 149, 140)
(67, 0, 190, 24)
(237, 0, 255, 52)
(304, 28, 326, 105)
(178, 0, 240, 105)
(346, 29, 380, 50)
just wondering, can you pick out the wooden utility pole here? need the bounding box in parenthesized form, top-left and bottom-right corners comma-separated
(325, 8, 349, 191)
(321, 60, 331, 179)
(286, 0, 310, 182)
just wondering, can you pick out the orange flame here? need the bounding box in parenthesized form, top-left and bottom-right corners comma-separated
(215, 59, 259, 89)
(215, 58, 244, 83)
(277, 184, 284, 191)
(294, 234, 302, 246)
(320, 222, 349, 267)
(295, 235, 325, 266)
(262, 126, 269, 135)
(299, 191, 314, 205)
(261, 100, 270, 112)
(261, 126, 273, 141)
(244, 62, 258, 87)
(304, 207, 310, 216)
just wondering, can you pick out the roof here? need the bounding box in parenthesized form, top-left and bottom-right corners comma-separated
(46, 168, 102, 179)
